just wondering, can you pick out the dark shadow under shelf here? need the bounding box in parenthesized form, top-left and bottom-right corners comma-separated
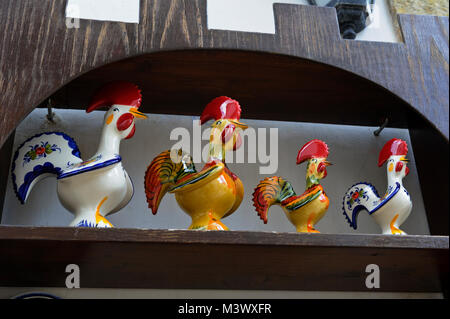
(0, 226, 447, 293)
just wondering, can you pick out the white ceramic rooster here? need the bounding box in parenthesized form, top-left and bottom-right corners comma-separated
(342, 138, 412, 235)
(11, 81, 147, 227)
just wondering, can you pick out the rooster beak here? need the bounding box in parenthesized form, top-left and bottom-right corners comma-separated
(229, 120, 248, 130)
(129, 107, 147, 119)
(324, 161, 333, 166)
(400, 156, 409, 163)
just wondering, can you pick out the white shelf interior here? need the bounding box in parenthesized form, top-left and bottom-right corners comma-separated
(2, 107, 430, 236)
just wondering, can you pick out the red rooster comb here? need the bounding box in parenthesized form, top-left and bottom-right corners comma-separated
(378, 138, 408, 167)
(200, 96, 241, 125)
(296, 139, 329, 164)
(87, 81, 142, 113)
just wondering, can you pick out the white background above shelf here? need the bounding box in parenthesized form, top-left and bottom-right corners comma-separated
(2, 108, 429, 236)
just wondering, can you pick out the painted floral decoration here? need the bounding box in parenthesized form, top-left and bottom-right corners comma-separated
(347, 188, 367, 207)
(23, 142, 61, 166)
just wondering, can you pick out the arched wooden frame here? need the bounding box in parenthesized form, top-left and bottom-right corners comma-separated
(0, 1, 448, 146)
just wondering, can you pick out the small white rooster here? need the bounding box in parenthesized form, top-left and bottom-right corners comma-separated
(342, 138, 412, 235)
(11, 81, 147, 227)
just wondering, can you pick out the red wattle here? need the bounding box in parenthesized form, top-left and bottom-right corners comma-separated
(117, 113, 134, 131)
(405, 166, 410, 176)
(318, 162, 328, 178)
(234, 133, 242, 150)
(125, 124, 136, 139)
(318, 161, 326, 173)
(395, 161, 404, 172)
(221, 124, 235, 144)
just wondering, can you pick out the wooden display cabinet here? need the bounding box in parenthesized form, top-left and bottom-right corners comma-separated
(0, 1, 448, 293)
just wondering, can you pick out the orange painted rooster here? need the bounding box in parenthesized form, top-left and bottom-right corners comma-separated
(144, 97, 248, 230)
(253, 139, 332, 233)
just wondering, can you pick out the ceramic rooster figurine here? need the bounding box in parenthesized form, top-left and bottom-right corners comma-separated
(253, 139, 332, 233)
(11, 81, 147, 227)
(145, 96, 248, 230)
(342, 138, 412, 235)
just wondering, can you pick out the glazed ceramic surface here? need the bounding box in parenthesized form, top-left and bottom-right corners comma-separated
(145, 96, 248, 230)
(253, 139, 332, 233)
(342, 138, 412, 235)
(11, 81, 147, 227)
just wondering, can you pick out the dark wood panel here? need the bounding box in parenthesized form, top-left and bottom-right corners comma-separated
(0, 1, 448, 151)
(409, 111, 449, 235)
(50, 50, 411, 129)
(0, 227, 447, 292)
(0, 133, 14, 222)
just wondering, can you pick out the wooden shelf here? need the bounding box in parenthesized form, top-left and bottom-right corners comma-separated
(0, 226, 447, 292)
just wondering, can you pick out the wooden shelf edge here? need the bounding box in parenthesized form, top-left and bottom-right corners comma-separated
(0, 226, 447, 292)
(0, 226, 447, 249)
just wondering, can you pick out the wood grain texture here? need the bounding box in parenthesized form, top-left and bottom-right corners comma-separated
(408, 111, 449, 236)
(0, 133, 14, 222)
(0, 0, 448, 149)
(51, 50, 413, 129)
(0, 226, 447, 292)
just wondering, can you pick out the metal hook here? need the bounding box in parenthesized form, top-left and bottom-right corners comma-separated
(46, 98, 55, 123)
(373, 118, 389, 136)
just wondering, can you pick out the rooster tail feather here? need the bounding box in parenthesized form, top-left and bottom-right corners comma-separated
(11, 132, 82, 204)
(144, 149, 196, 214)
(252, 177, 296, 224)
(342, 182, 380, 230)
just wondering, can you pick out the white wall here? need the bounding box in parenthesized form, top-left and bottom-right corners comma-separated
(2, 108, 429, 236)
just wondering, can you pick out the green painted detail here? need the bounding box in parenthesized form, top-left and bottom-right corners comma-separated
(150, 150, 198, 199)
(305, 159, 321, 189)
(285, 189, 322, 212)
(191, 225, 207, 230)
(169, 165, 221, 192)
(175, 160, 197, 182)
(278, 179, 296, 202)
(154, 150, 197, 186)
(306, 175, 320, 189)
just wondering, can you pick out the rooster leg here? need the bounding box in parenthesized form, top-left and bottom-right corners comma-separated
(306, 213, 320, 233)
(95, 196, 114, 228)
(389, 214, 405, 235)
(189, 212, 229, 231)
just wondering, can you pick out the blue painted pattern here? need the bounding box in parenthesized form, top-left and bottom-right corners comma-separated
(11, 132, 81, 204)
(342, 181, 379, 230)
(58, 155, 121, 179)
(76, 220, 97, 227)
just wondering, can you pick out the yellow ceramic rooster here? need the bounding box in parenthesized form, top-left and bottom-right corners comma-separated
(253, 139, 332, 233)
(144, 97, 248, 230)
